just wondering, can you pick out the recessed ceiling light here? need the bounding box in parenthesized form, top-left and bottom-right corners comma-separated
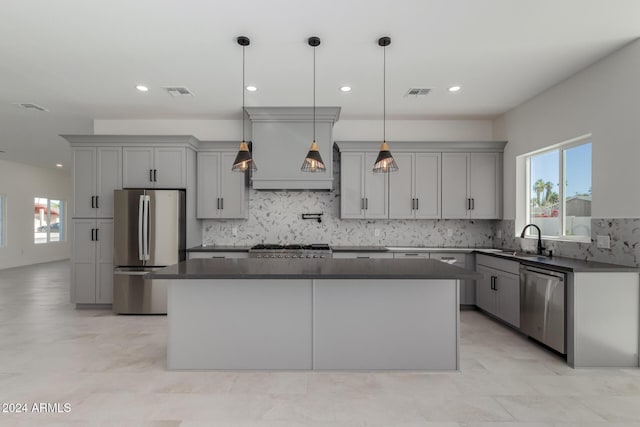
(246, 86, 257, 92)
(55, 163, 63, 168)
(448, 85, 462, 92)
(340, 86, 352, 92)
(136, 85, 149, 92)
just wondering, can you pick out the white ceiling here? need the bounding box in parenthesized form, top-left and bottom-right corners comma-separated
(1, 0, 639, 169)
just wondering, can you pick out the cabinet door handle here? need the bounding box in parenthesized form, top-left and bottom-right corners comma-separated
(404, 253, 420, 256)
(356, 256, 370, 259)
(361, 198, 364, 210)
(415, 198, 419, 210)
(95, 228, 99, 242)
(91, 196, 95, 209)
(467, 198, 471, 210)
(471, 198, 475, 210)
(153, 169, 158, 182)
(91, 228, 95, 241)
(411, 198, 414, 210)
(365, 198, 368, 210)
(149, 169, 153, 182)
(95, 195, 99, 209)
(220, 198, 223, 210)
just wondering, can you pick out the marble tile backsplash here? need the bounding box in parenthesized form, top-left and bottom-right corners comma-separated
(203, 191, 496, 247)
(495, 219, 640, 267)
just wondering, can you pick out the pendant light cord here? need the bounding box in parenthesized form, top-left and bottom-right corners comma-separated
(313, 45, 316, 142)
(242, 45, 246, 142)
(383, 45, 386, 143)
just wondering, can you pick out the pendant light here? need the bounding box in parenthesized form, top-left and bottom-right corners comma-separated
(232, 36, 257, 172)
(373, 36, 398, 173)
(301, 36, 326, 173)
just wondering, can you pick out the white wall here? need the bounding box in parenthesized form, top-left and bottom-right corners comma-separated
(0, 159, 72, 270)
(94, 119, 494, 141)
(494, 38, 640, 219)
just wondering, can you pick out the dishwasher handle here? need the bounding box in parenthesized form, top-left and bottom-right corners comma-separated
(520, 266, 565, 281)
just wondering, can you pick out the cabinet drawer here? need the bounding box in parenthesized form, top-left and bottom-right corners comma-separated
(188, 252, 249, 260)
(476, 254, 520, 275)
(332, 252, 394, 259)
(393, 252, 429, 259)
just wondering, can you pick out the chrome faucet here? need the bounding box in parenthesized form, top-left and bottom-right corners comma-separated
(520, 224, 545, 255)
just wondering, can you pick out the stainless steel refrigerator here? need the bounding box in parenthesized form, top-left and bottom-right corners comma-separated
(113, 189, 186, 314)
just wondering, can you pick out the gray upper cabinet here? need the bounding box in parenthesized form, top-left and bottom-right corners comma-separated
(389, 152, 440, 219)
(340, 152, 388, 219)
(72, 146, 122, 219)
(442, 152, 501, 219)
(123, 146, 187, 189)
(197, 151, 248, 219)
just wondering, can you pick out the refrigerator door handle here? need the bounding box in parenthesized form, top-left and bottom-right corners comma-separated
(138, 195, 145, 261)
(143, 195, 150, 261)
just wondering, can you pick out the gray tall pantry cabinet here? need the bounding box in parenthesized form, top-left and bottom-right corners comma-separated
(69, 145, 121, 304)
(64, 135, 199, 307)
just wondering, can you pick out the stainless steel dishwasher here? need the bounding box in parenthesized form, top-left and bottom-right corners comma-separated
(520, 265, 566, 354)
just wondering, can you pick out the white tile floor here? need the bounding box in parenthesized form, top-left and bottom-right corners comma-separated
(1, 261, 639, 426)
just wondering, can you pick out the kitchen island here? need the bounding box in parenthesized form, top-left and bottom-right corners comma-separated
(148, 258, 479, 371)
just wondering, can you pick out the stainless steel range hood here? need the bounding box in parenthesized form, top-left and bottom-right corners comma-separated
(245, 106, 341, 190)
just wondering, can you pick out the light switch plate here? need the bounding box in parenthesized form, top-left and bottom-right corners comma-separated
(447, 229, 453, 237)
(232, 227, 238, 237)
(597, 235, 610, 249)
(497, 230, 502, 239)
(374, 228, 381, 237)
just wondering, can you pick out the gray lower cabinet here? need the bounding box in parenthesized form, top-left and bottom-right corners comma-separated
(475, 254, 520, 328)
(188, 251, 249, 260)
(429, 252, 475, 304)
(71, 219, 114, 304)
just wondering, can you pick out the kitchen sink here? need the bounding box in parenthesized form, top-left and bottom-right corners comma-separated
(496, 251, 549, 262)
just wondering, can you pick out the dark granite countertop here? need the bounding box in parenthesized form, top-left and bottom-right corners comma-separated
(147, 258, 481, 280)
(187, 245, 251, 252)
(331, 246, 390, 252)
(477, 250, 639, 273)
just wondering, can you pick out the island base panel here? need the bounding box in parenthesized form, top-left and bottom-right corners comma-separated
(314, 279, 458, 370)
(168, 280, 312, 370)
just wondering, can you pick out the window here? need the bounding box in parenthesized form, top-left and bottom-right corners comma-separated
(0, 194, 5, 247)
(525, 138, 592, 240)
(34, 198, 65, 244)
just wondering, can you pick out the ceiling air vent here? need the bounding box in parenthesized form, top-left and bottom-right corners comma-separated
(162, 86, 194, 97)
(405, 88, 431, 97)
(15, 103, 49, 112)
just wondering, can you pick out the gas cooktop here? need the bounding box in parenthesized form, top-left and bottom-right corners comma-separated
(249, 243, 332, 259)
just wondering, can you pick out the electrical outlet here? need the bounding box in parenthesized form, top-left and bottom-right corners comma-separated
(231, 227, 238, 237)
(497, 230, 502, 239)
(374, 228, 381, 237)
(597, 235, 610, 249)
(447, 229, 453, 237)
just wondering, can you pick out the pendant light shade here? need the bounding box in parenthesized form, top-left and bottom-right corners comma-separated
(301, 36, 326, 173)
(232, 36, 257, 172)
(373, 36, 398, 173)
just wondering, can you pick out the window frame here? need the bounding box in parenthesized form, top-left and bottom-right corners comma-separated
(524, 135, 592, 243)
(34, 197, 66, 245)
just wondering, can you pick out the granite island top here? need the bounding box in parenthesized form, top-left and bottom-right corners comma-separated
(147, 258, 481, 280)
